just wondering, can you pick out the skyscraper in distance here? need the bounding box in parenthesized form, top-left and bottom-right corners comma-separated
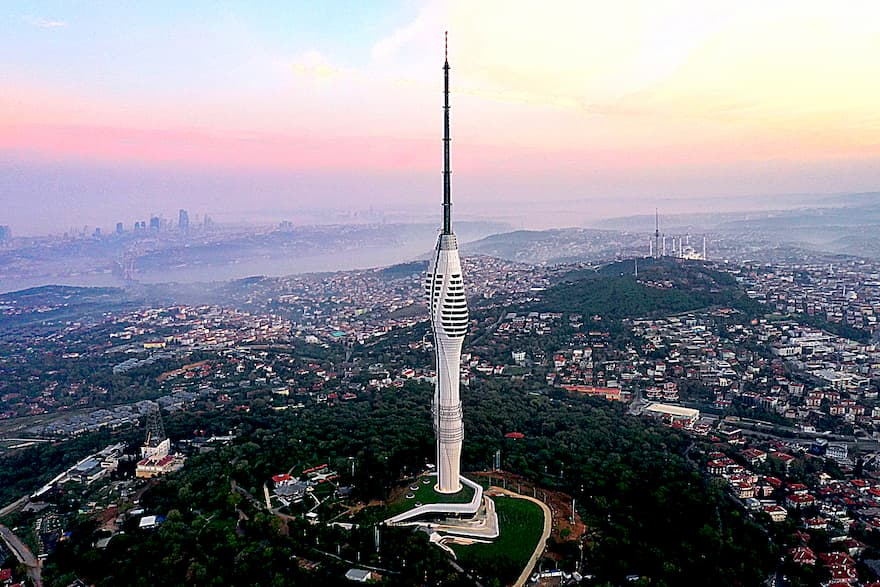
(425, 33, 468, 494)
(178, 209, 189, 232)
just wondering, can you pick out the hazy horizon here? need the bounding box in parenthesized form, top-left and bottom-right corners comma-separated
(4, 152, 877, 236)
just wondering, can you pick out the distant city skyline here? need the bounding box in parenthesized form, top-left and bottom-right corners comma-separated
(3, 1, 880, 234)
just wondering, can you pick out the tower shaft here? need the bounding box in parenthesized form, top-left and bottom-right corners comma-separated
(426, 34, 467, 494)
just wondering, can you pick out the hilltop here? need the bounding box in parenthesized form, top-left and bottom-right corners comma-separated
(533, 258, 762, 322)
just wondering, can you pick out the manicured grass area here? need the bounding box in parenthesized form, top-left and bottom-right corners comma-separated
(451, 495, 546, 585)
(382, 476, 476, 518)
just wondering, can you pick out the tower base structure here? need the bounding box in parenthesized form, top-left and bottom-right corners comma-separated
(384, 473, 499, 544)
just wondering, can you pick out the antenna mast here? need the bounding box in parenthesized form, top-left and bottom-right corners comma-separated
(442, 31, 452, 235)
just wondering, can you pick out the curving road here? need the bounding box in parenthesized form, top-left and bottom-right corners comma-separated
(0, 524, 42, 587)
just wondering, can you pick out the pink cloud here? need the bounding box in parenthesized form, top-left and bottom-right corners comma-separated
(5, 120, 878, 184)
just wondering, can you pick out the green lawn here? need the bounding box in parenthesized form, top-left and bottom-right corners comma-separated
(451, 495, 546, 585)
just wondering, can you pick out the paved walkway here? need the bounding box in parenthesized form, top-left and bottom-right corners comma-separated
(487, 487, 552, 587)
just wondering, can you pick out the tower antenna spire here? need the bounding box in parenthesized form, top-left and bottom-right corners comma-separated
(442, 31, 452, 235)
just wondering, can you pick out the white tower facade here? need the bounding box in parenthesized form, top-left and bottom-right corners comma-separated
(425, 36, 468, 494)
(425, 235, 468, 493)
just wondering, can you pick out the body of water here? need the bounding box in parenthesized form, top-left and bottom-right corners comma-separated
(0, 244, 427, 294)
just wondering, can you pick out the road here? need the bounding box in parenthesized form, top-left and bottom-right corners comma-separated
(230, 479, 266, 511)
(634, 400, 880, 451)
(0, 438, 51, 443)
(467, 309, 508, 348)
(732, 420, 880, 451)
(0, 524, 42, 587)
(0, 496, 28, 520)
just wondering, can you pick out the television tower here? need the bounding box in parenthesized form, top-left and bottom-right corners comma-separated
(654, 209, 661, 259)
(144, 402, 166, 448)
(425, 32, 468, 494)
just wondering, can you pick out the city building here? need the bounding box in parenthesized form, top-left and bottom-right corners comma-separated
(645, 403, 700, 426)
(178, 209, 189, 232)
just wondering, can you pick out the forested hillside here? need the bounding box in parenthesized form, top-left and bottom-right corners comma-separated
(44, 384, 774, 586)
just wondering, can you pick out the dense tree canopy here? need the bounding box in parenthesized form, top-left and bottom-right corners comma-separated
(42, 383, 773, 586)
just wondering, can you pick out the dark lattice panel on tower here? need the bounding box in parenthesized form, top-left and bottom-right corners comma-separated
(144, 402, 166, 448)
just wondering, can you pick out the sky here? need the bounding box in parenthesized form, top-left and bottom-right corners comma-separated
(2, 1, 880, 234)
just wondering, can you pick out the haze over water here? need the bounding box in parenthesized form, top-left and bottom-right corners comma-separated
(2, 246, 429, 294)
